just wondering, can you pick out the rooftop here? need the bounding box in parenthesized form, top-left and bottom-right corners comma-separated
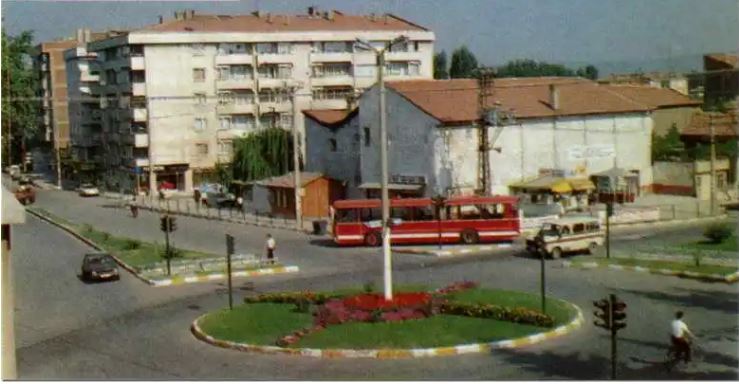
(385, 77, 699, 124)
(254, 172, 326, 188)
(137, 10, 429, 34)
(681, 110, 738, 138)
(303, 108, 358, 127)
(705, 53, 739, 69)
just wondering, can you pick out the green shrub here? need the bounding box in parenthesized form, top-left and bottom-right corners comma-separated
(703, 223, 733, 244)
(363, 281, 376, 293)
(245, 291, 340, 305)
(123, 239, 141, 250)
(440, 302, 554, 327)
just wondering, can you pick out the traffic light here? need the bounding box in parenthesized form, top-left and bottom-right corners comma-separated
(593, 299, 611, 330)
(611, 296, 627, 330)
(160, 215, 169, 232)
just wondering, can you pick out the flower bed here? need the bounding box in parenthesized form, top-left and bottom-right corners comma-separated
(440, 301, 554, 327)
(342, 292, 432, 311)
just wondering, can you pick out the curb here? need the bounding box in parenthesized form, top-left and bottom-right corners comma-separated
(394, 243, 513, 257)
(562, 260, 739, 283)
(609, 214, 728, 229)
(190, 304, 583, 359)
(27, 208, 301, 287)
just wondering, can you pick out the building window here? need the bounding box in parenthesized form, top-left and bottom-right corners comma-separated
(280, 113, 293, 128)
(312, 86, 352, 100)
(409, 61, 420, 76)
(256, 43, 278, 54)
(195, 143, 209, 156)
(192, 43, 206, 56)
(230, 65, 252, 80)
(329, 138, 337, 152)
(313, 41, 352, 53)
(193, 118, 206, 132)
(414, 41, 419, 52)
(219, 117, 231, 130)
(218, 140, 233, 157)
(193, 68, 206, 82)
(232, 115, 254, 131)
(258, 64, 292, 79)
(194, 93, 207, 105)
(364, 127, 371, 146)
(312, 63, 352, 78)
(218, 43, 251, 55)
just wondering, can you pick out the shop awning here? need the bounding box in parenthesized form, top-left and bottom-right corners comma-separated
(358, 182, 424, 191)
(566, 178, 596, 191)
(509, 175, 573, 194)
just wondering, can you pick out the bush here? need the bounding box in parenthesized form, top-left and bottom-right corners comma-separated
(123, 239, 141, 250)
(703, 223, 733, 244)
(440, 302, 554, 327)
(245, 291, 339, 305)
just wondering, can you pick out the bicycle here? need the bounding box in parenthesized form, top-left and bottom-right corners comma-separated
(664, 336, 699, 372)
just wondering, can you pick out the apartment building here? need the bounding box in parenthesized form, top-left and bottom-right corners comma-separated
(86, 8, 435, 194)
(65, 31, 119, 183)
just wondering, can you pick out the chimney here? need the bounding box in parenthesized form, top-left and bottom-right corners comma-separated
(158, 15, 164, 24)
(252, 10, 262, 18)
(549, 84, 559, 110)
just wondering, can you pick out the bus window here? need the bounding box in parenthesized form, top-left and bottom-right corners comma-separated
(414, 206, 435, 221)
(573, 223, 585, 234)
(336, 209, 357, 223)
(391, 207, 413, 221)
(459, 205, 481, 219)
(360, 207, 382, 221)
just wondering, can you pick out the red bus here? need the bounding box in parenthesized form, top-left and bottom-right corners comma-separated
(331, 195, 520, 246)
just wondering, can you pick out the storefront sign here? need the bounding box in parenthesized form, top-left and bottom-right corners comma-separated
(568, 145, 615, 161)
(390, 174, 426, 185)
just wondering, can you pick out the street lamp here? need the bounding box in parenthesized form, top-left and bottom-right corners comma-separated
(354, 35, 409, 301)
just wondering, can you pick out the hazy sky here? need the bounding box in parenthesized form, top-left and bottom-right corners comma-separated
(2, 0, 738, 69)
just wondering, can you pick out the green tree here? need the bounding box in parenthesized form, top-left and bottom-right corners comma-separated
(576, 65, 599, 80)
(652, 124, 685, 161)
(449, 46, 478, 78)
(2, 30, 40, 167)
(232, 128, 295, 182)
(433, 50, 449, 79)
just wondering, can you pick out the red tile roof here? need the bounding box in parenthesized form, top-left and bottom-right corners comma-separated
(705, 53, 739, 69)
(138, 12, 428, 33)
(603, 85, 701, 109)
(681, 110, 738, 138)
(303, 108, 358, 127)
(386, 78, 658, 124)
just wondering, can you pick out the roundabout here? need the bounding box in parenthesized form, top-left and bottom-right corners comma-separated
(191, 283, 584, 359)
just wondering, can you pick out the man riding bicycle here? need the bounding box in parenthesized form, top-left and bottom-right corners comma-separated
(670, 311, 695, 363)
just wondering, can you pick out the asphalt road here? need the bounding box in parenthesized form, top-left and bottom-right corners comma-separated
(8, 180, 739, 379)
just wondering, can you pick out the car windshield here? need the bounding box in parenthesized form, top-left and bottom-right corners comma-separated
(539, 224, 560, 237)
(81, 184, 94, 188)
(85, 254, 115, 267)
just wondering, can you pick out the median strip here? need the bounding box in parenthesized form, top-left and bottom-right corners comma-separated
(562, 259, 738, 283)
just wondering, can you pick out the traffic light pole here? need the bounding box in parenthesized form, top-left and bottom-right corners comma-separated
(593, 293, 626, 380)
(226, 234, 234, 310)
(165, 218, 171, 276)
(609, 294, 617, 380)
(540, 251, 546, 314)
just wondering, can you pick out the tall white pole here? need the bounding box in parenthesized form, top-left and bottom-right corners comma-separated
(1, 236, 17, 379)
(379, 50, 393, 301)
(292, 88, 302, 231)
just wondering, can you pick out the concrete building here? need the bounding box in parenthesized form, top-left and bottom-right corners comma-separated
(599, 72, 691, 96)
(703, 53, 739, 103)
(86, 8, 434, 194)
(65, 30, 123, 183)
(305, 77, 699, 199)
(603, 85, 700, 136)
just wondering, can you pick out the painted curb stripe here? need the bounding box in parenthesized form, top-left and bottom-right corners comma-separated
(562, 260, 737, 283)
(191, 304, 584, 359)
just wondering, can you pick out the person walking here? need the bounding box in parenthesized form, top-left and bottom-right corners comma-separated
(670, 311, 695, 363)
(265, 234, 276, 264)
(129, 197, 139, 218)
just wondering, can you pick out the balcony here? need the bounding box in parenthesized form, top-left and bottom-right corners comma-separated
(216, 103, 256, 115)
(215, 54, 254, 65)
(311, 75, 354, 87)
(256, 54, 294, 64)
(130, 56, 145, 70)
(132, 82, 146, 96)
(310, 98, 348, 110)
(310, 52, 353, 63)
(216, 78, 256, 90)
(132, 108, 147, 122)
(385, 51, 423, 62)
(257, 101, 291, 114)
(257, 77, 295, 89)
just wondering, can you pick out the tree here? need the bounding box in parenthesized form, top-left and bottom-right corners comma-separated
(449, 46, 478, 78)
(231, 128, 295, 182)
(576, 65, 599, 80)
(2, 30, 40, 167)
(496, 59, 599, 80)
(433, 51, 449, 79)
(652, 124, 685, 161)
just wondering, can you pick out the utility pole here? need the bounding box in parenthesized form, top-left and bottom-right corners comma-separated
(709, 113, 717, 216)
(476, 68, 495, 195)
(355, 36, 408, 301)
(225, 234, 234, 310)
(291, 86, 302, 232)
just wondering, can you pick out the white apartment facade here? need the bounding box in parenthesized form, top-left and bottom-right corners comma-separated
(87, 8, 434, 194)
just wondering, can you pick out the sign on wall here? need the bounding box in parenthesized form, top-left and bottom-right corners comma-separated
(568, 145, 615, 161)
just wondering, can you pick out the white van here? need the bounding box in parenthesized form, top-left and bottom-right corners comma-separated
(525, 217, 604, 259)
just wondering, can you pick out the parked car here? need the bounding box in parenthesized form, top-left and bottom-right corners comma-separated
(78, 183, 100, 197)
(14, 185, 35, 205)
(525, 217, 604, 259)
(205, 191, 236, 208)
(80, 252, 120, 281)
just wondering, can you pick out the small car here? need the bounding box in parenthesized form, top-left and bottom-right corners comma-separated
(526, 217, 604, 259)
(14, 185, 35, 205)
(81, 252, 120, 281)
(78, 183, 100, 197)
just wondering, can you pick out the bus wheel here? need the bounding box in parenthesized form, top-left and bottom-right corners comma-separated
(460, 229, 479, 245)
(550, 247, 562, 259)
(365, 232, 381, 247)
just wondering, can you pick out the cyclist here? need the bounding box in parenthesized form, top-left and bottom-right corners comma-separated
(670, 311, 695, 363)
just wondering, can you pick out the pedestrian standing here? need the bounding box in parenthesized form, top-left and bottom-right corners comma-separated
(265, 234, 276, 264)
